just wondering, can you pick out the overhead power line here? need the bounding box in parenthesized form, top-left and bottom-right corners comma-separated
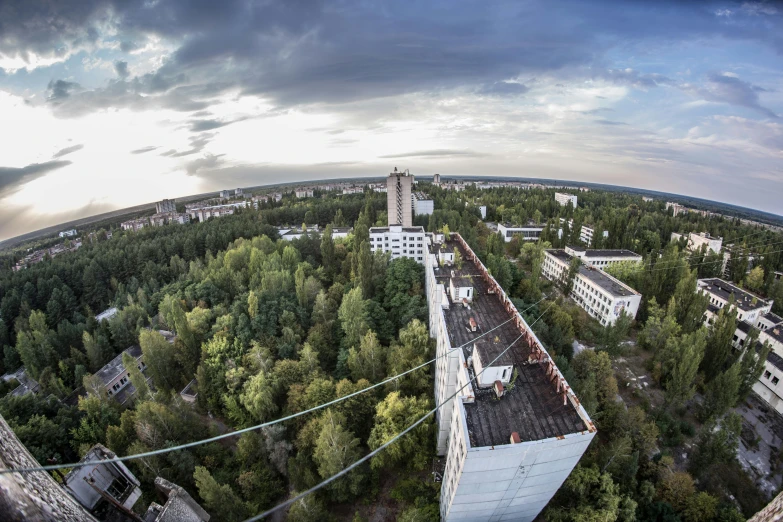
(1, 295, 551, 475)
(244, 301, 558, 521)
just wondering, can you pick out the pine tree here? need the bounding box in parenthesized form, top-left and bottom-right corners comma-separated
(701, 298, 738, 382)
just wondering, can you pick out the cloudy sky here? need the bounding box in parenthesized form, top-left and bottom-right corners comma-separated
(0, 0, 782, 240)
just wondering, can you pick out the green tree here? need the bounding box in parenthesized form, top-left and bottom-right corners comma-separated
(738, 333, 769, 401)
(122, 351, 151, 401)
(241, 371, 279, 422)
(368, 392, 432, 470)
(194, 466, 248, 522)
(639, 298, 681, 354)
(15, 310, 57, 379)
(701, 301, 738, 382)
(745, 266, 765, 293)
(139, 329, 179, 391)
(561, 256, 581, 295)
(321, 224, 336, 276)
(690, 412, 742, 476)
(313, 409, 365, 502)
(338, 287, 369, 349)
(600, 310, 633, 356)
(286, 494, 331, 522)
(545, 465, 636, 522)
(386, 319, 431, 395)
(663, 329, 706, 410)
(347, 330, 386, 383)
(700, 363, 741, 421)
(673, 270, 709, 334)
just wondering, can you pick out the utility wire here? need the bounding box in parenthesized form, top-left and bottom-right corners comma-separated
(1, 295, 551, 475)
(245, 301, 558, 521)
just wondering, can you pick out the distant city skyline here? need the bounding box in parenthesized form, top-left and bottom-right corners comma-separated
(1, 0, 781, 240)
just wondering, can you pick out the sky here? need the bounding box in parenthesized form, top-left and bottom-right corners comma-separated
(0, 0, 782, 241)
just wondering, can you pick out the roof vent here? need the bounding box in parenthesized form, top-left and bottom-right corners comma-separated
(494, 380, 505, 398)
(469, 317, 477, 331)
(510, 432, 521, 444)
(774, 328, 780, 336)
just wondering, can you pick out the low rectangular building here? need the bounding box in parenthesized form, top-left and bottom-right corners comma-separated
(543, 250, 641, 325)
(94, 345, 149, 405)
(672, 232, 723, 254)
(564, 246, 642, 268)
(698, 278, 772, 326)
(413, 192, 434, 215)
(59, 229, 77, 238)
(63, 444, 142, 515)
(95, 307, 118, 323)
(120, 218, 148, 232)
(369, 225, 426, 263)
(497, 223, 544, 243)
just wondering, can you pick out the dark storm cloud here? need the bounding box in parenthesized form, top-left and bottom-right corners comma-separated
(114, 60, 129, 79)
(130, 145, 159, 154)
(685, 73, 778, 118)
(379, 149, 487, 159)
(0, 160, 71, 197)
(6, 0, 783, 114)
(47, 79, 80, 100)
(52, 144, 84, 158)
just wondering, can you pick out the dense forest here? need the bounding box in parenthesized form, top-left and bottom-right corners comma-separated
(2, 184, 782, 520)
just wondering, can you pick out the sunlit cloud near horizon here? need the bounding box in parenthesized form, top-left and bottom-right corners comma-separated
(0, 0, 781, 240)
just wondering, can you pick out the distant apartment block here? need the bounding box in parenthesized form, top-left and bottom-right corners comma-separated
(219, 190, 231, 198)
(387, 168, 414, 226)
(543, 249, 641, 325)
(478, 205, 487, 219)
(671, 231, 723, 254)
(235, 188, 243, 197)
(413, 192, 434, 216)
(278, 225, 353, 241)
(564, 246, 642, 268)
(295, 189, 314, 198)
(642, 196, 653, 202)
(369, 225, 426, 263)
(433, 173, 441, 185)
(497, 223, 544, 243)
(155, 198, 176, 214)
(698, 278, 772, 331)
(559, 218, 608, 246)
(120, 218, 149, 232)
(425, 234, 595, 521)
(150, 212, 190, 227)
(189, 201, 248, 222)
(58, 229, 77, 238)
(555, 192, 577, 207)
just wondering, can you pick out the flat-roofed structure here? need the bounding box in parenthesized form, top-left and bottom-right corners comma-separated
(426, 235, 595, 521)
(564, 246, 642, 268)
(497, 223, 545, 243)
(698, 278, 772, 325)
(369, 225, 426, 263)
(94, 345, 149, 405)
(543, 249, 641, 325)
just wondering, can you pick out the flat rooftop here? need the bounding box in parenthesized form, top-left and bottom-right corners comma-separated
(549, 250, 639, 297)
(698, 278, 769, 312)
(436, 239, 587, 448)
(369, 226, 425, 233)
(95, 345, 142, 385)
(568, 246, 641, 258)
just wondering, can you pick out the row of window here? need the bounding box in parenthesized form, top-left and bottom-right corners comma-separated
(764, 370, 780, 386)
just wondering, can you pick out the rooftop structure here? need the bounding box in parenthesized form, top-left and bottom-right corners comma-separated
(144, 477, 210, 522)
(95, 307, 118, 323)
(427, 235, 595, 521)
(698, 278, 772, 316)
(369, 225, 426, 264)
(94, 345, 149, 405)
(180, 379, 198, 404)
(555, 192, 577, 207)
(1, 367, 40, 398)
(63, 444, 142, 517)
(564, 246, 642, 268)
(0, 415, 98, 521)
(544, 249, 642, 325)
(387, 168, 414, 226)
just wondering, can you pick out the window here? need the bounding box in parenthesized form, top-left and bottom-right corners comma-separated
(774, 377, 780, 386)
(765, 371, 772, 379)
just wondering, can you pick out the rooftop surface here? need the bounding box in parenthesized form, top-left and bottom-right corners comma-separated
(764, 312, 783, 325)
(763, 326, 783, 346)
(548, 249, 639, 297)
(96, 345, 142, 385)
(568, 247, 642, 258)
(369, 226, 425, 233)
(435, 239, 587, 447)
(698, 278, 770, 312)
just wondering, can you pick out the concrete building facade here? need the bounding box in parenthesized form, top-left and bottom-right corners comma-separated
(564, 246, 642, 268)
(555, 192, 577, 207)
(426, 234, 596, 521)
(155, 199, 176, 214)
(387, 168, 414, 226)
(543, 250, 641, 325)
(369, 225, 426, 263)
(413, 192, 434, 215)
(497, 223, 544, 243)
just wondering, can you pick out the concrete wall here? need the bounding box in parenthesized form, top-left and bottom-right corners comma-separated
(442, 400, 596, 521)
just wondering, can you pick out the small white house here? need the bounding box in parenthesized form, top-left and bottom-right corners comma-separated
(472, 341, 513, 388)
(449, 274, 473, 303)
(439, 249, 455, 266)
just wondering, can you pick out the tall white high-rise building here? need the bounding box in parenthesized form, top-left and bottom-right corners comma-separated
(426, 234, 596, 521)
(555, 192, 578, 207)
(387, 168, 414, 226)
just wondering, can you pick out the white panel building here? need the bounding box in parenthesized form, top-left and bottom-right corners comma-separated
(413, 192, 434, 215)
(369, 225, 426, 263)
(555, 192, 577, 207)
(425, 234, 596, 521)
(543, 250, 641, 325)
(564, 246, 642, 268)
(497, 223, 545, 243)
